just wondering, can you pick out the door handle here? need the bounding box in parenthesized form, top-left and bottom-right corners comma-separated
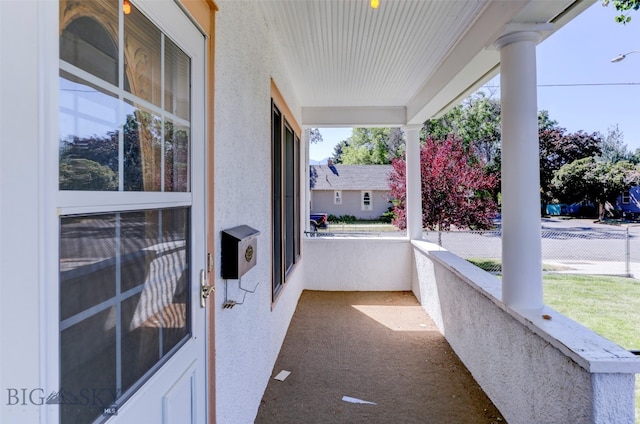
(200, 269, 214, 308)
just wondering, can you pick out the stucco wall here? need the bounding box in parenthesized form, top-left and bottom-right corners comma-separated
(312, 190, 392, 220)
(411, 241, 639, 424)
(304, 238, 412, 291)
(214, 2, 305, 423)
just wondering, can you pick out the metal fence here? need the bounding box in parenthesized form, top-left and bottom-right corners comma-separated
(306, 224, 637, 277)
(424, 227, 634, 277)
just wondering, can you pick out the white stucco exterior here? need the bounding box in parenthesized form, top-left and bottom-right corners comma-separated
(213, 2, 306, 422)
(411, 240, 640, 424)
(304, 238, 412, 291)
(4, 1, 639, 423)
(311, 189, 391, 220)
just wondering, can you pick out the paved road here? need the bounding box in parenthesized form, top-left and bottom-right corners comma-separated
(424, 217, 640, 277)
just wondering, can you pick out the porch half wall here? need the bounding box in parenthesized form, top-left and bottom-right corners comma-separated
(411, 240, 639, 424)
(304, 238, 412, 291)
(304, 237, 640, 423)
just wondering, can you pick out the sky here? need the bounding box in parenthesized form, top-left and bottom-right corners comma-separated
(310, 2, 640, 161)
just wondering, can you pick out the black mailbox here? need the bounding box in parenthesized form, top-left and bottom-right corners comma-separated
(221, 225, 260, 279)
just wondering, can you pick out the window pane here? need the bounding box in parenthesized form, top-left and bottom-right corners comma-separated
(165, 38, 191, 120)
(124, 3, 162, 106)
(294, 135, 300, 259)
(272, 106, 283, 296)
(60, 1, 119, 86)
(164, 121, 190, 192)
(124, 101, 162, 191)
(59, 72, 119, 191)
(59, 209, 190, 424)
(285, 126, 295, 273)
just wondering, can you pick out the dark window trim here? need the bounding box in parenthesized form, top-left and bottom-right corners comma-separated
(271, 99, 301, 302)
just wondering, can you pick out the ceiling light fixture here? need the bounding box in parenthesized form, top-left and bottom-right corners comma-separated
(123, 0, 132, 15)
(371, 0, 379, 9)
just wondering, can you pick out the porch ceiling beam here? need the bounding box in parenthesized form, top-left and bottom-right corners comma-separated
(406, 52, 501, 124)
(301, 106, 406, 128)
(406, 0, 595, 124)
(405, 0, 527, 124)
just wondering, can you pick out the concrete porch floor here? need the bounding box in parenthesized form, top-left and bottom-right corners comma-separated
(255, 291, 505, 423)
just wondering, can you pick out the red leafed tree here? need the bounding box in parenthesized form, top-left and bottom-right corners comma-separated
(389, 135, 498, 231)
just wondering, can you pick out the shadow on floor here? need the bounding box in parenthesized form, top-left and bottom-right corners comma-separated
(255, 291, 505, 424)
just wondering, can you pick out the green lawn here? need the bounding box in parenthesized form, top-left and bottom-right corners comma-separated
(324, 222, 399, 233)
(467, 258, 571, 273)
(543, 274, 640, 350)
(467, 259, 640, 420)
(543, 274, 640, 423)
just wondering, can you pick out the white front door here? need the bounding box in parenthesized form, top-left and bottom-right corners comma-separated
(56, 1, 207, 423)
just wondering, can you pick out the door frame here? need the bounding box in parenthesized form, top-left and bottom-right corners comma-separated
(43, 1, 210, 422)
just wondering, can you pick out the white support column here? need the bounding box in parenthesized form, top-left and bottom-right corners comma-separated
(495, 29, 546, 310)
(403, 125, 423, 240)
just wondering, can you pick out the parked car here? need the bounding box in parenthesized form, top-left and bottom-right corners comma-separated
(310, 213, 329, 232)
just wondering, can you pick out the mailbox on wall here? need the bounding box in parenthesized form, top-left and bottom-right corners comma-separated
(221, 225, 260, 279)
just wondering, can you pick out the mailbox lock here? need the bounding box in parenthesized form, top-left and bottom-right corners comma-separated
(245, 245, 254, 262)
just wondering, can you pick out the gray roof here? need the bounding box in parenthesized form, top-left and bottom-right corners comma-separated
(310, 164, 392, 191)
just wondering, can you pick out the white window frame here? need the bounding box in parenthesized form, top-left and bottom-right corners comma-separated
(361, 190, 372, 211)
(622, 190, 631, 204)
(334, 190, 342, 205)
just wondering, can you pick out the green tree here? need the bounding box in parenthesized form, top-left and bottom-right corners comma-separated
(424, 92, 501, 168)
(423, 105, 463, 141)
(309, 128, 323, 144)
(627, 148, 640, 164)
(539, 118, 602, 210)
(340, 128, 404, 164)
(59, 158, 118, 191)
(603, 0, 640, 23)
(386, 128, 405, 160)
(598, 124, 630, 163)
(538, 110, 558, 131)
(332, 140, 348, 163)
(551, 158, 640, 220)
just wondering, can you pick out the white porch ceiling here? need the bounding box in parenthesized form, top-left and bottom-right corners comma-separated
(259, 0, 595, 127)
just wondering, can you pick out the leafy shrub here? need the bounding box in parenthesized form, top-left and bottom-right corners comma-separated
(329, 214, 357, 223)
(338, 214, 357, 223)
(380, 210, 396, 223)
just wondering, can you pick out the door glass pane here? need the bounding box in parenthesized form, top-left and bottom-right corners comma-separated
(165, 38, 190, 121)
(60, 208, 190, 424)
(59, 1, 191, 194)
(124, 101, 162, 191)
(124, 3, 162, 106)
(59, 72, 120, 191)
(60, 308, 117, 424)
(60, 1, 119, 87)
(60, 214, 117, 320)
(165, 121, 190, 192)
